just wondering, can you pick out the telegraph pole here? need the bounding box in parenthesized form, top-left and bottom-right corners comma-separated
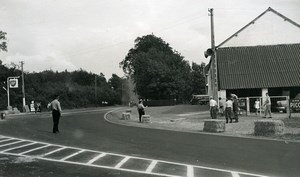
(208, 8, 218, 100)
(20, 61, 26, 111)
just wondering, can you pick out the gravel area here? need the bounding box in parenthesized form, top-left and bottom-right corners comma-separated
(107, 105, 300, 141)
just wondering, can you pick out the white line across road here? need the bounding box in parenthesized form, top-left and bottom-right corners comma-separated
(0, 135, 268, 177)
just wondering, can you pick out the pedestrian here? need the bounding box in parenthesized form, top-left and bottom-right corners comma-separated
(225, 98, 233, 123)
(232, 95, 239, 122)
(50, 95, 62, 133)
(137, 99, 145, 122)
(218, 97, 225, 116)
(209, 96, 218, 119)
(263, 92, 272, 118)
(254, 98, 260, 115)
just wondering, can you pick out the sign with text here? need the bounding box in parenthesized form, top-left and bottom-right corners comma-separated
(290, 99, 300, 112)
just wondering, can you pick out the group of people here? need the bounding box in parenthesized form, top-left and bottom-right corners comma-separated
(210, 92, 272, 122)
(210, 94, 239, 123)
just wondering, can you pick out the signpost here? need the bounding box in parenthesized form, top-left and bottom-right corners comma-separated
(6, 76, 20, 108)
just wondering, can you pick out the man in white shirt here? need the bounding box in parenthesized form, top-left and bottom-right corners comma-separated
(50, 95, 62, 133)
(209, 97, 218, 119)
(225, 98, 233, 123)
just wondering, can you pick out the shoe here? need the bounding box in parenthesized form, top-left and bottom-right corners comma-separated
(262, 117, 266, 118)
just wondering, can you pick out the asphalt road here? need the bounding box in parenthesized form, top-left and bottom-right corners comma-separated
(0, 107, 299, 177)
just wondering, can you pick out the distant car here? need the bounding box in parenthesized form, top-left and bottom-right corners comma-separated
(190, 95, 209, 105)
(276, 93, 300, 112)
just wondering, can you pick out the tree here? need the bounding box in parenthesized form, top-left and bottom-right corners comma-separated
(191, 62, 206, 95)
(0, 31, 7, 52)
(120, 34, 192, 101)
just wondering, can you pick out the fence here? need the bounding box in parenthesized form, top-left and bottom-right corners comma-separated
(237, 96, 290, 118)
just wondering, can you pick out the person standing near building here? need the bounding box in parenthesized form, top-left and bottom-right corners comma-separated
(254, 98, 260, 115)
(232, 95, 239, 122)
(137, 99, 145, 123)
(218, 97, 225, 116)
(209, 97, 218, 119)
(225, 98, 233, 123)
(263, 92, 272, 118)
(50, 95, 62, 133)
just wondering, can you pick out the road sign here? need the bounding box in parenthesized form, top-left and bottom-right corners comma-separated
(9, 78, 18, 88)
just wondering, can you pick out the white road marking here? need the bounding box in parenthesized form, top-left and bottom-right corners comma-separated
(1, 142, 36, 153)
(187, 165, 194, 177)
(0, 135, 269, 177)
(19, 144, 50, 155)
(0, 138, 14, 143)
(41, 147, 66, 157)
(115, 156, 130, 168)
(0, 140, 24, 147)
(232, 171, 240, 177)
(60, 150, 85, 161)
(87, 153, 106, 164)
(146, 160, 158, 173)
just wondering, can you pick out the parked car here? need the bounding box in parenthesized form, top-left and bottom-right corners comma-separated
(190, 95, 209, 105)
(276, 93, 300, 112)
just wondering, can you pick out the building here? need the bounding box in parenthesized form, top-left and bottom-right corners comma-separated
(206, 7, 300, 102)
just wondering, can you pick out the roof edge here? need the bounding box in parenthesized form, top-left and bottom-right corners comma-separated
(217, 7, 300, 48)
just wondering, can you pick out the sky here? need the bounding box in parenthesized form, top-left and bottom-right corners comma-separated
(0, 0, 300, 79)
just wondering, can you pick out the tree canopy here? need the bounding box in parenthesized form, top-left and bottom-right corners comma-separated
(120, 34, 206, 102)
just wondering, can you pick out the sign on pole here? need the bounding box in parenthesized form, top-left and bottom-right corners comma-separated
(9, 78, 18, 88)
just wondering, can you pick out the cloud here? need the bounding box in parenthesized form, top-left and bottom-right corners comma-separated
(4, 53, 77, 72)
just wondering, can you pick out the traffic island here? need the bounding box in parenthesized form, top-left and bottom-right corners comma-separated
(141, 115, 151, 123)
(254, 120, 284, 136)
(203, 119, 226, 133)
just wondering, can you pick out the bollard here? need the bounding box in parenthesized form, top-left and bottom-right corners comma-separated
(254, 120, 284, 136)
(141, 115, 151, 123)
(121, 112, 131, 120)
(203, 119, 226, 133)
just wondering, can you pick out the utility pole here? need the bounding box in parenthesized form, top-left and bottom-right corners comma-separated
(208, 8, 218, 100)
(20, 61, 26, 111)
(95, 75, 97, 102)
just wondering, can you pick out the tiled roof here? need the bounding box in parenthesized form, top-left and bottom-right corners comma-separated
(217, 43, 300, 89)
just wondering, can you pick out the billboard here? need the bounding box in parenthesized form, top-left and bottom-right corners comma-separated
(290, 99, 300, 112)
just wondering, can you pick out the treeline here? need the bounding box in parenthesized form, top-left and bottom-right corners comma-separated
(0, 60, 124, 111)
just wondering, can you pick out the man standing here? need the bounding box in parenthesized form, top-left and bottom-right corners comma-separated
(225, 98, 233, 123)
(209, 97, 218, 119)
(232, 96, 239, 123)
(50, 95, 62, 133)
(263, 92, 272, 118)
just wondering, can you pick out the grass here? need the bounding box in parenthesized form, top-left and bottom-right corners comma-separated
(283, 117, 300, 128)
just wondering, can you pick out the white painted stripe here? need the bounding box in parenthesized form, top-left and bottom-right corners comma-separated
(41, 147, 66, 157)
(0, 140, 24, 148)
(232, 172, 240, 177)
(1, 152, 182, 177)
(146, 160, 157, 173)
(115, 156, 130, 169)
(0, 138, 14, 143)
(87, 153, 106, 164)
(60, 150, 85, 161)
(0, 135, 268, 177)
(1, 142, 36, 152)
(187, 165, 194, 177)
(19, 144, 50, 155)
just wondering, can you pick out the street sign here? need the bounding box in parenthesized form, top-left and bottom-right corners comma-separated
(9, 78, 18, 88)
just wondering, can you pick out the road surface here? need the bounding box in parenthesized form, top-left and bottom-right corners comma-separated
(0, 107, 299, 177)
